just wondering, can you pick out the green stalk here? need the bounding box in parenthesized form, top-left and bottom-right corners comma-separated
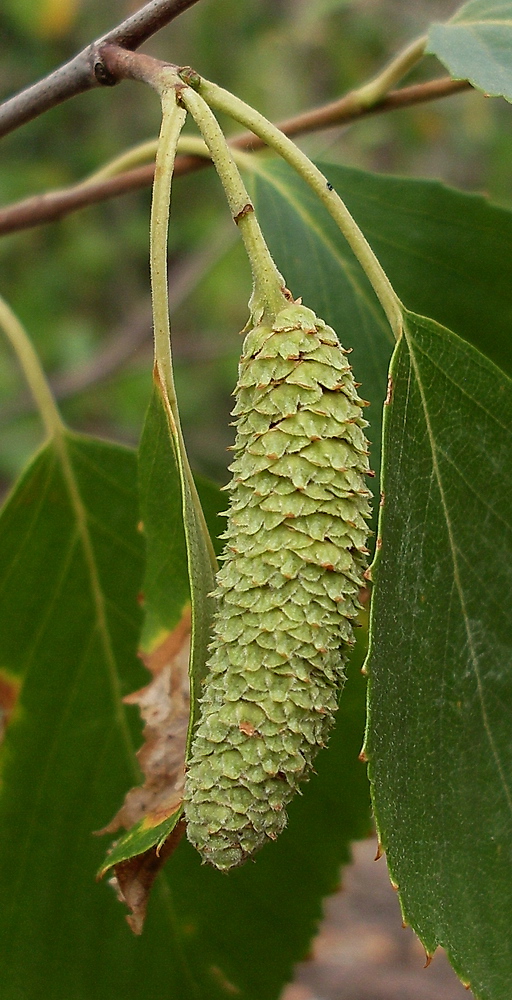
(0, 284, 136, 764)
(0, 293, 64, 440)
(85, 134, 211, 184)
(355, 35, 427, 108)
(150, 82, 217, 570)
(199, 78, 403, 340)
(178, 86, 286, 323)
(150, 89, 187, 403)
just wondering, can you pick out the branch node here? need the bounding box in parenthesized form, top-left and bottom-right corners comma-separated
(178, 66, 202, 91)
(92, 51, 118, 88)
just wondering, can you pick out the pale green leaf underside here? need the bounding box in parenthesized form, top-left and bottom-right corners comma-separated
(427, 0, 512, 102)
(365, 311, 512, 1000)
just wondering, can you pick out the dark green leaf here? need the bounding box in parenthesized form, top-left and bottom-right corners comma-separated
(318, 162, 512, 380)
(0, 431, 370, 997)
(364, 311, 512, 1000)
(0, 435, 170, 1000)
(194, 472, 226, 559)
(427, 0, 512, 103)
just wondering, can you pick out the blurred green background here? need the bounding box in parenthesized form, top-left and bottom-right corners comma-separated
(0, 0, 510, 490)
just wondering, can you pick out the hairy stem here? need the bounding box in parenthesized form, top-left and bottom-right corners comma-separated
(201, 79, 403, 339)
(0, 294, 64, 439)
(179, 87, 285, 322)
(150, 83, 217, 569)
(150, 88, 187, 406)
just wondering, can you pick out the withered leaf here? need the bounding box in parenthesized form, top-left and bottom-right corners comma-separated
(99, 607, 191, 931)
(103, 607, 191, 833)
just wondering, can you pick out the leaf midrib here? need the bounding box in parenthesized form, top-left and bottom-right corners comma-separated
(451, 19, 512, 28)
(55, 431, 137, 771)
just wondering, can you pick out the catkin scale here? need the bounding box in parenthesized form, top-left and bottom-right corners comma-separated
(184, 301, 371, 870)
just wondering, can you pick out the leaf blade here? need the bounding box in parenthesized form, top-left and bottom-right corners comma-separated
(365, 311, 512, 999)
(0, 430, 371, 998)
(427, 0, 512, 102)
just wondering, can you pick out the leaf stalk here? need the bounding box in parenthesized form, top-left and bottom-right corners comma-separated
(355, 35, 427, 108)
(0, 294, 64, 440)
(150, 81, 217, 570)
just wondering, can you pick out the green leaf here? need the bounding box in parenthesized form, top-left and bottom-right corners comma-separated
(0, 435, 164, 999)
(250, 159, 512, 507)
(153, 381, 217, 734)
(427, 0, 512, 103)
(138, 389, 192, 656)
(147, 382, 217, 742)
(321, 163, 512, 380)
(0, 433, 371, 997)
(364, 311, 512, 1000)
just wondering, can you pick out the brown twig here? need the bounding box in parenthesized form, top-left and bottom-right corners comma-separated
(253, 76, 471, 147)
(0, 76, 471, 237)
(0, 0, 202, 139)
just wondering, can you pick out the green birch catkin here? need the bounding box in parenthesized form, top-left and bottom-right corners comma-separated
(184, 299, 371, 870)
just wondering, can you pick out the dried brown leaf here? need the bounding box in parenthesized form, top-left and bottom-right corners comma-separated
(101, 605, 191, 832)
(99, 607, 192, 932)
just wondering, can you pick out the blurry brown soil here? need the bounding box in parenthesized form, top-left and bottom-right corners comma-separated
(282, 837, 472, 1000)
